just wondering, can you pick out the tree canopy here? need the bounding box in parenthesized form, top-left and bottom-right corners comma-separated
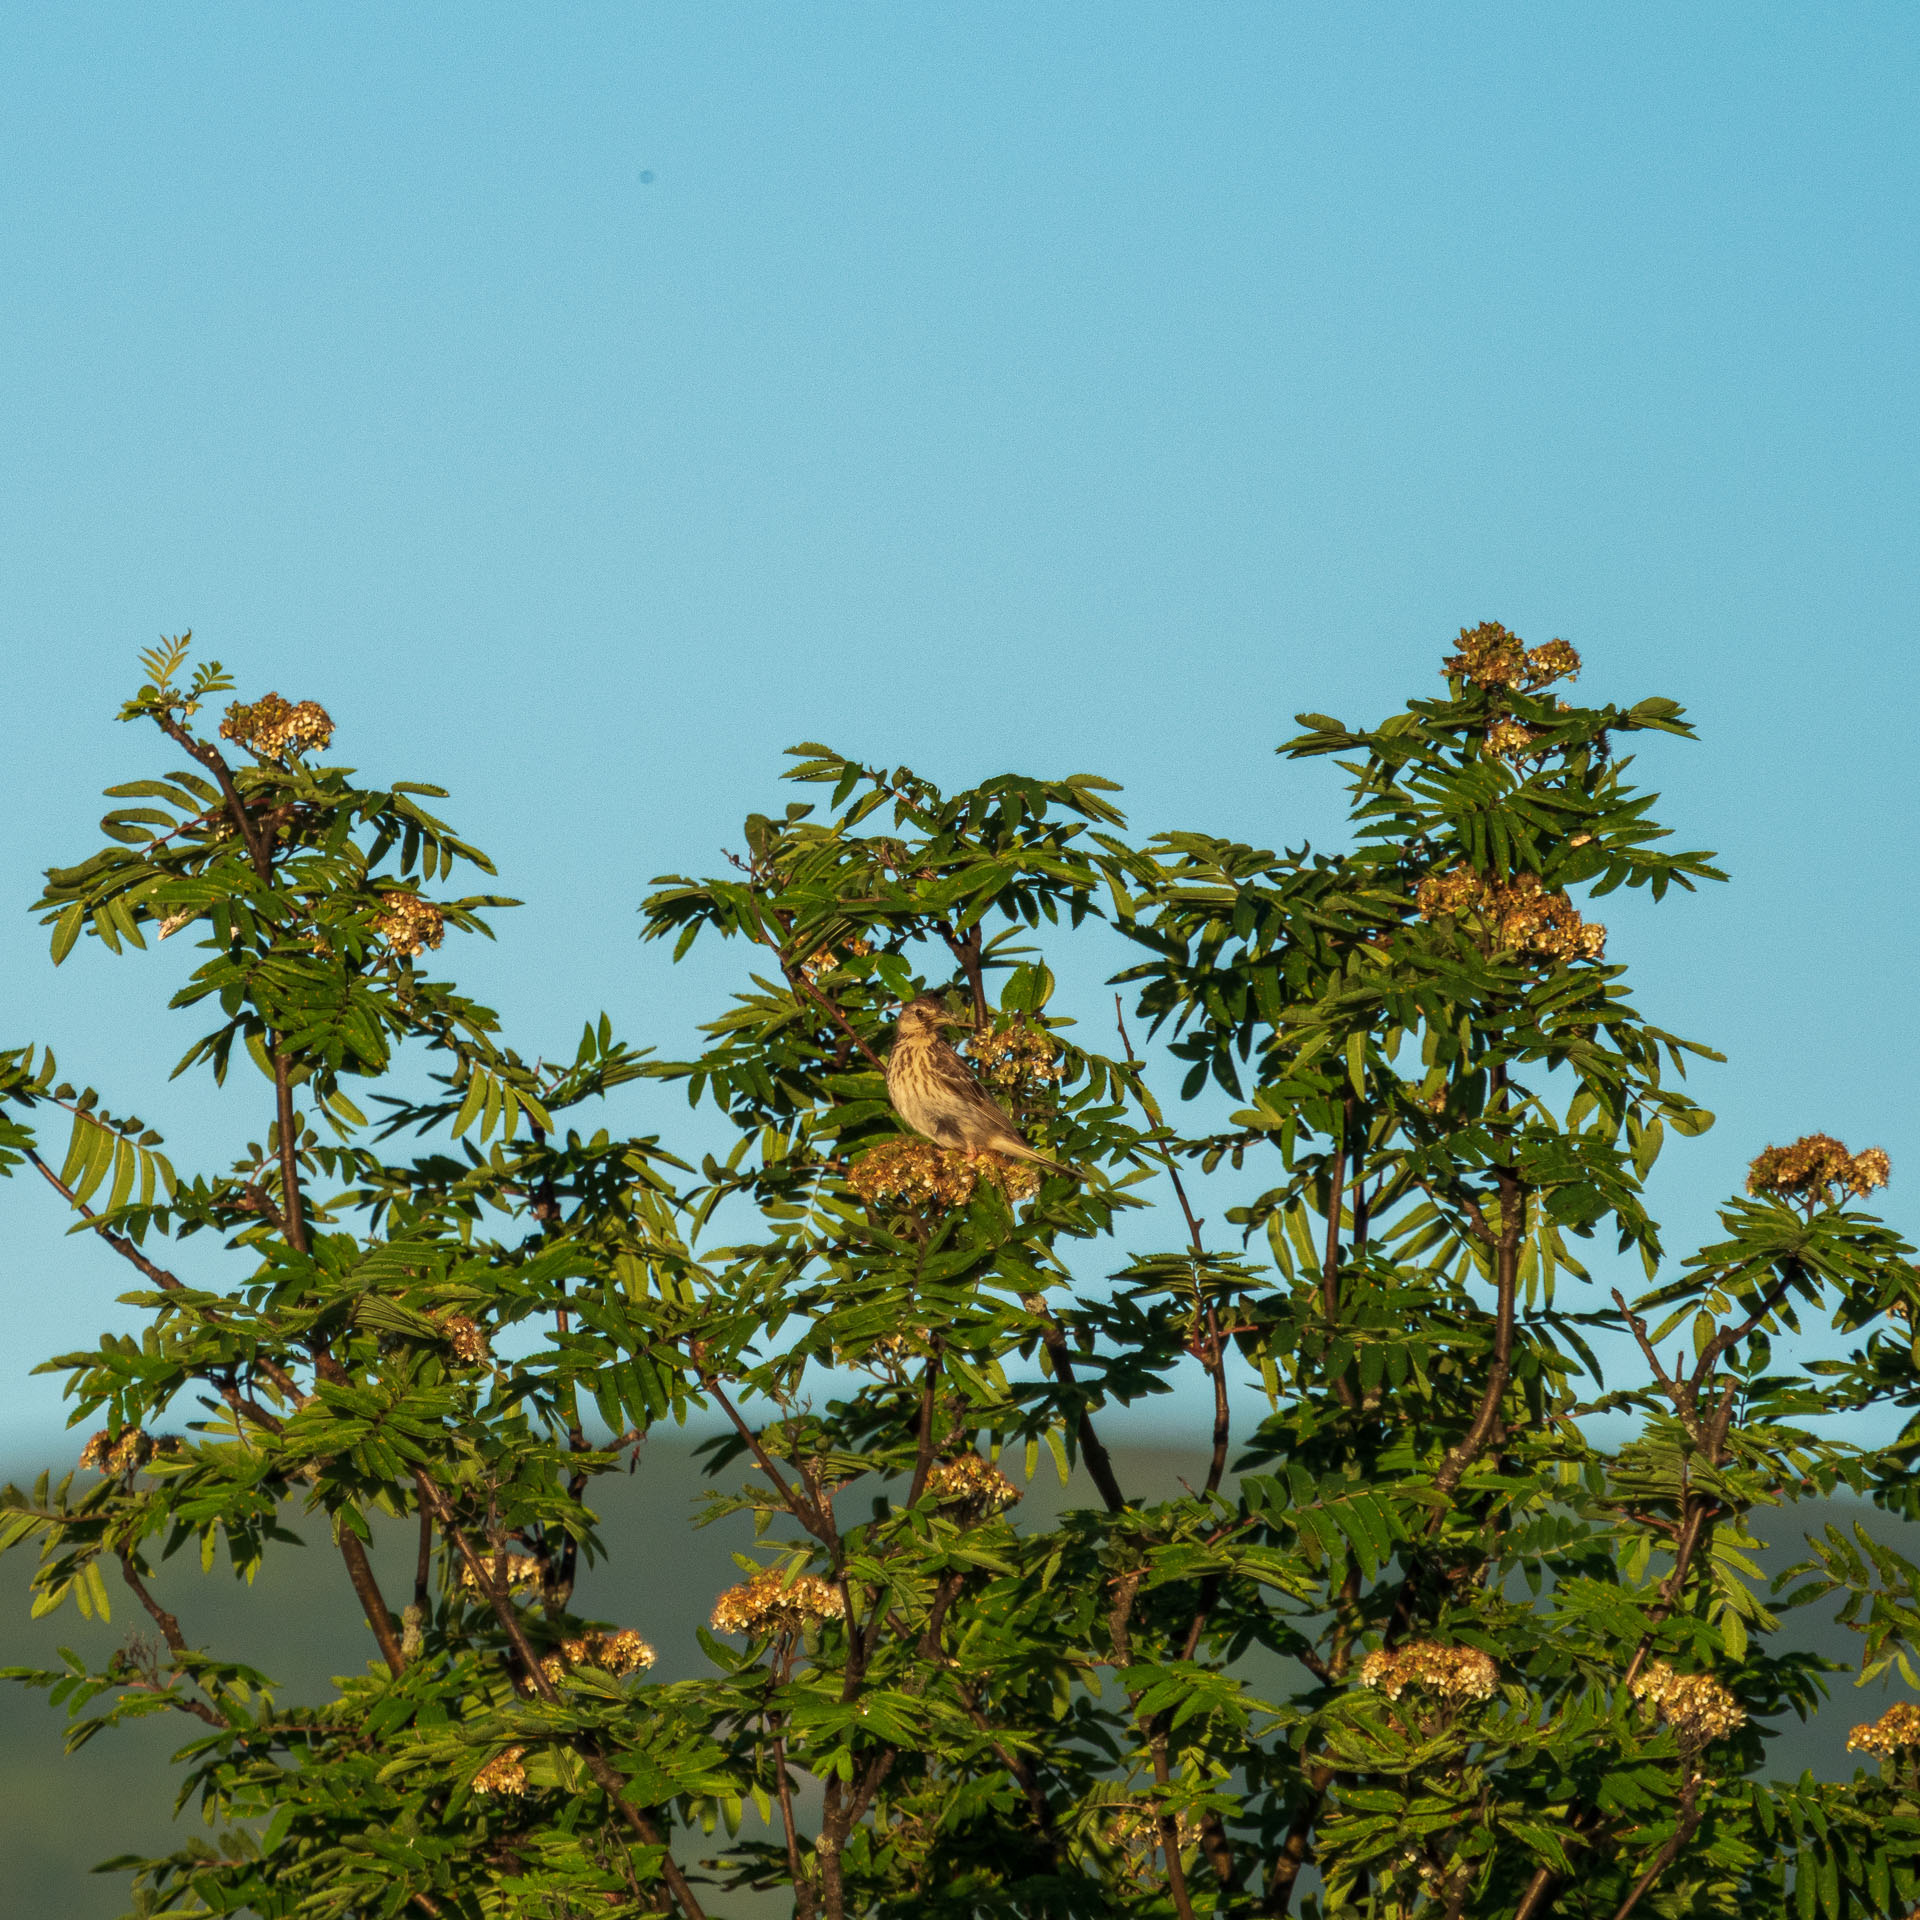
(5, 627, 1920, 1919)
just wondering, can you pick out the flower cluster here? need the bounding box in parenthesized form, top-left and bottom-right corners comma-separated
(710, 1569, 847, 1638)
(460, 1551, 544, 1594)
(965, 1022, 1064, 1100)
(220, 693, 334, 758)
(1415, 867, 1606, 963)
(1357, 1641, 1500, 1703)
(1104, 1804, 1204, 1876)
(1630, 1662, 1745, 1743)
(1484, 718, 1541, 760)
(926, 1453, 1021, 1517)
(800, 937, 872, 981)
(1442, 624, 1582, 691)
(539, 1628, 657, 1686)
(846, 1138, 1040, 1209)
(373, 891, 445, 958)
(1847, 1702, 1920, 1758)
(1747, 1135, 1890, 1206)
(438, 1313, 491, 1366)
(471, 1746, 529, 1796)
(79, 1428, 158, 1474)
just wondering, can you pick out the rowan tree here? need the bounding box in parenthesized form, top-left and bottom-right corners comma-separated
(5, 627, 1920, 1918)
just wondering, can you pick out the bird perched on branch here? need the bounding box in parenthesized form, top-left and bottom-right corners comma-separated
(885, 996, 1079, 1179)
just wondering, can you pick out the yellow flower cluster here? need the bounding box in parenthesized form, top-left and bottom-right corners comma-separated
(709, 1569, 847, 1637)
(966, 1022, 1065, 1099)
(460, 1551, 544, 1594)
(220, 694, 335, 758)
(438, 1313, 491, 1366)
(1747, 1135, 1890, 1204)
(539, 1628, 657, 1686)
(373, 891, 445, 958)
(80, 1428, 158, 1474)
(1484, 718, 1541, 760)
(471, 1746, 529, 1796)
(926, 1453, 1021, 1516)
(800, 937, 872, 981)
(1442, 624, 1582, 691)
(1358, 1641, 1500, 1703)
(1847, 1702, 1920, 1757)
(1630, 1663, 1745, 1743)
(1415, 867, 1606, 963)
(1104, 1804, 1204, 1873)
(846, 1138, 1040, 1209)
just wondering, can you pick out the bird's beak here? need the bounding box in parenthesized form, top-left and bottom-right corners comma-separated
(940, 1009, 976, 1029)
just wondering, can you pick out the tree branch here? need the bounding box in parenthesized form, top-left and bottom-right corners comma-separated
(113, 1549, 223, 1727)
(417, 1475, 708, 1920)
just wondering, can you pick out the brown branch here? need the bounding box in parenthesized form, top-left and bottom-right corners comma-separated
(957, 1686, 1063, 1866)
(1322, 1099, 1348, 1324)
(152, 713, 273, 879)
(113, 1549, 223, 1727)
(32, 1121, 402, 1676)
(1113, 997, 1233, 1489)
(413, 1487, 434, 1616)
(770, 1735, 816, 1919)
(943, 923, 990, 1030)
(700, 1374, 831, 1539)
(1203, 1302, 1231, 1498)
(1262, 1772, 1333, 1915)
(906, 1350, 941, 1508)
(271, 1050, 309, 1254)
(25, 1145, 302, 1424)
(1027, 1300, 1127, 1512)
(1513, 1866, 1557, 1920)
(26, 1147, 191, 1294)
(417, 1476, 707, 1920)
(1609, 1776, 1701, 1920)
(1432, 1164, 1523, 1500)
(743, 894, 888, 1075)
(337, 1522, 407, 1677)
(1150, 1724, 1199, 1920)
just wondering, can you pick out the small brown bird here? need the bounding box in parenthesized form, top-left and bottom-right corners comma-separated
(885, 996, 1079, 1178)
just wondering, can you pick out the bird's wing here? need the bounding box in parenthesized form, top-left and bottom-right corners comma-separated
(940, 1046, 1049, 1147)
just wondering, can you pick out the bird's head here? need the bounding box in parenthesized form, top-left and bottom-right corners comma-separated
(896, 995, 973, 1039)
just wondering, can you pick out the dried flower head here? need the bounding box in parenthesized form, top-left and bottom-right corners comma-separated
(1525, 639, 1582, 685)
(1103, 1804, 1205, 1879)
(1358, 1641, 1499, 1703)
(471, 1746, 529, 1796)
(373, 892, 445, 959)
(80, 1428, 155, 1475)
(926, 1453, 1021, 1517)
(1630, 1662, 1745, 1744)
(846, 1137, 1040, 1210)
(800, 937, 873, 982)
(459, 1551, 544, 1594)
(1415, 867, 1606, 964)
(709, 1569, 847, 1638)
(220, 694, 334, 758)
(1444, 623, 1528, 689)
(1442, 625, 1582, 693)
(439, 1314, 491, 1366)
(539, 1628, 657, 1685)
(1484, 719, 1540, 760)
(965, 1022, 1064, 1100)
(1848, 1701, 1920, 1758)
(1747, 1135, 1889, 1206)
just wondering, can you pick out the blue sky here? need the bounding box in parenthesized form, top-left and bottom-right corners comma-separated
(1, 6, 1916, 1452)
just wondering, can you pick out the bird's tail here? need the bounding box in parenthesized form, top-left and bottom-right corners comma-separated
(1013, 1142, 1085, 1181)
